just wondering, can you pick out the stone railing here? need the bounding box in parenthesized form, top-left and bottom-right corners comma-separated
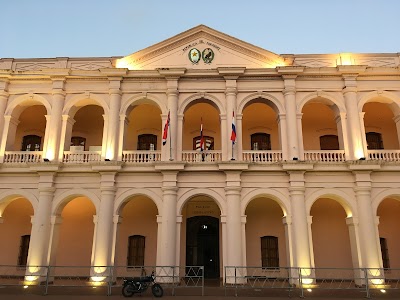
(242, 151, 283, 162)
(122, 151, 161, 163)
(368, 150, 400, 161)
(182, 151, 222, 162)
(3, 151, 43, 163)
(63, 151, 102, 163)
(304, 150, 346, 162)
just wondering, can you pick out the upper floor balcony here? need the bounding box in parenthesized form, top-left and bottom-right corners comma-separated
(1, 92, 400, 166)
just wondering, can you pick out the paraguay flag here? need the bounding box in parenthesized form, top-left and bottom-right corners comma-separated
(230, 111, 236, 144)
(162, 111, 170, 146)
(200, 118, 205, 151)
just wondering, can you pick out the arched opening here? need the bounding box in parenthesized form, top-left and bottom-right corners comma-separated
(182, 100, 221, 162)
(53, 197, 96, 273)
(245, 198, 287, 268)
(114, 195, 158, 276)
(310, 198, 353, 270)
(301, 99, 344, 161)
(0, 198, 33, 266)
(242, 99, 280, 161)
(377, 198, 400, 269)
(363, 102, 399, 152)
(181, 196, 221, 278)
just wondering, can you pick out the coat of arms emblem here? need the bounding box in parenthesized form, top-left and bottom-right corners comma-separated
(202, 48, 214, 64)
(188, 48, 201, 64)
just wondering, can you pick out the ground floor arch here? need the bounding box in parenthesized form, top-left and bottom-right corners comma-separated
(245, 197, 287, 268)
(180, 195, 222, 279)
(377, 197, 400, 269)
(0, 197, 33, 265)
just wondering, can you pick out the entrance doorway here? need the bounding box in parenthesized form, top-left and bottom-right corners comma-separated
(186, 216, 220, 278)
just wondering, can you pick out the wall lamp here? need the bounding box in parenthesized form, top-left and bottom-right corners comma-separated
(292, 157, 298, 161)
(359, 157, 366, 161)
(104, 159, 111, 162)
(43, 158, 50, 162)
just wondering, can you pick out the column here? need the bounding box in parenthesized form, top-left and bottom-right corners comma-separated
(117, 114, 128, 161)
(393, 115, 400, 148)
(44, 89, 65, 161)
(236, 114, 243, 161)
(353, 171, 383, 283)
(58, 115, 75, 161)
(282, 215, 297, 284)
(346, 216, 364, 285)
(25, 184, 55, 283)
(220, 114, 227, 160)
(343, 75, 364, 160)
(0, 116, 19, 162)
(296, 113, 304, 160)
(167, 87, 178, 161)
(0, 83, 9, 150)
(277, 114, 289, 160)
(159, 185, 178, 282)
(176, 114, 184, 161)
(106, 85, 121, 160)
(225, 185, 244, 283)
(91, 173, 117, 280)
(225, 86, 237, 160)
(288, 171, 313, 285)
(283, 76, 300, 160)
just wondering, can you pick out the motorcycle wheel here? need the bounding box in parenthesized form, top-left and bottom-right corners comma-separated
(152, 283, 163, 297)
(122, 285, 134, 297)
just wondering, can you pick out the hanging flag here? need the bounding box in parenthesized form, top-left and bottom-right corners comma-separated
(162, 111, 170, 146)
(200, 118, 205, 151)
(230, 111, 236, 144)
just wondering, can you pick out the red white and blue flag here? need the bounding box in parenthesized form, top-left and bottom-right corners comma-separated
(200, 118, 205, 151)
(162, 111, 170, 146)
(230, 111, 236, 144)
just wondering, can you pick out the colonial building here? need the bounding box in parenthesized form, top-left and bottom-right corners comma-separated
(0, 25, 399, 284)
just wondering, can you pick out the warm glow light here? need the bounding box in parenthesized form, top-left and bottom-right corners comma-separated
(105, 149, 114, 160)
(337, 53, 355, 66)
(370, 278, 385, 285)
(23, 285, 28, 289)
(116, 57, 137, 70)
(91, 276, 106, 282)
(45, 148, 55, 161)
(307, 288, 312, 292)
(380, 289, 386, 293)
(25, 276, 39, 282)
(301, 278, 314, 285)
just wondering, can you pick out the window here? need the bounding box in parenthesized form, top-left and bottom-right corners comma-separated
(193, 136, 214, 150)
(127, 235, 145, 266)
(366, 132, 384, 150)
(261, 236, 279, 268)
(137, 134, 157, 150)
(380, 237, 390, 269)
(319, 135, 339, 150)
(18, 235, 30, 266)
(71, 136, 86, 149)
(21, 135, 41, 151)
(251, 133, 271, 150)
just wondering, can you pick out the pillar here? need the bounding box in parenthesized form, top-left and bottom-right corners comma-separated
(236, 114, 243, 161)
(278, 114, 289, 160)
(220, 114, 227, 160)
(0, 115, 19, 162)
(106, 86, 121, 160)
(288, 171, 313, 285)
(343, 75, 365, 160)
(91, 172, 117, 280)
(0, 83, 9, 150)
(283, 76, 300, 160)
(58, 115, 75, 161)
(225, 85, 237, 160)
(346, 216, 364, 285)
(44, 89, 65, 161)
(353, 171, 383, 283)
(117, 114, 128, 161)
(393, 115, 400, 149)
(176, 114, 184, 161)
(25, 182, 55, 283)
(167, 87, 178, 161)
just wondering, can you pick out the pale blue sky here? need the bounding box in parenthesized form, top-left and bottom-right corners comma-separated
(1, 0, 399, 58)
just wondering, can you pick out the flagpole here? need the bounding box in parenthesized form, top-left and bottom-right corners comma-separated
(231, 141, 234, 160)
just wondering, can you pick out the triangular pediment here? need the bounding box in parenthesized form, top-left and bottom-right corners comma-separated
(117, 25, 285, 70)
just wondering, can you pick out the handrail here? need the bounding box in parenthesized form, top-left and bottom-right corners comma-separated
(182, 150, 222, 162)
(4, 151, 43, 163)
(242, 150, 283, 162)
(304, 150, 346, 162)
(63, 151, 102, 163)
(122, 150, 161, 163)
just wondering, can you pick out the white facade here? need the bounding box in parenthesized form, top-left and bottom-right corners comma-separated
(1, 25, 400, 284)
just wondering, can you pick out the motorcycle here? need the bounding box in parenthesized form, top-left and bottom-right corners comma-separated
(122, 271, 163, 297)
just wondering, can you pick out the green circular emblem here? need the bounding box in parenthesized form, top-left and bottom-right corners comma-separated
(188, 48, 201, 64)
(202, 48, 214, 64)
